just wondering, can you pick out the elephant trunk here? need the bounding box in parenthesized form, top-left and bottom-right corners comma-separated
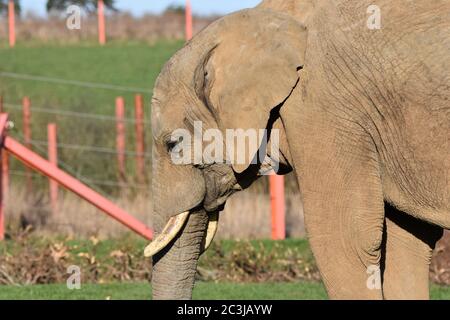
(151, 209, 208, 300)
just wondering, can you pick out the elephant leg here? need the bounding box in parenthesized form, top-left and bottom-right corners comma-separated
(297, 140, 384, 297)
(298, 158, 384, 298)
(281, 102, 385, 298)
(381, 203, 443, 299)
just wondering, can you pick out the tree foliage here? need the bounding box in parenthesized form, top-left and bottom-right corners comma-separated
(164, 4, 185, 15)
(0, 0, 21, 15)
(46, 0, 117, 13)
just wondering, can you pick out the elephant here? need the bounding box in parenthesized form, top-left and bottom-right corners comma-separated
(145, 0, 450, 300)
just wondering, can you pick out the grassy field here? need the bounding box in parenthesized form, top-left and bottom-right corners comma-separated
(0, 282, 324, 300)
(0, 42, 183, 114)
(0, 236, 449, 299)
(0, 236, 318, 285)
(1, 282, 450, 300)
(0, 42, 183, 190)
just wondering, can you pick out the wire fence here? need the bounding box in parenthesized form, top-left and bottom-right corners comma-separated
(15, 132, 136, 194)
(0, 72, 153, 94)
(4, 100, 152, 196)
(0, 67, 153, 195)
(4, 102, 150, 124)
(10, 135, 149, 202)
(28, 139, 151, 158)
(0, 53, 154, 196)
(9, 170, 148, 190)
(0, 4, 290, 241)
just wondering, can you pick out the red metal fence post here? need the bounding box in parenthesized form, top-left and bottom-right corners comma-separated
(1, 151, 9, 210)
(0, 113, 9, 241)
(8, 0, 16, 48)
(98, 0, 106, 45)
(22, 97, 32, 195)
(185, 0, 193, 41)
(0, 147, 4, 240)
(0, 98, 7, 208)
(270, 174, 286, 240)
(22, 97, 31, 147)
(116, 97, 126, 182)
(134, 94, 145, 182)
(48, 123, 58, 215)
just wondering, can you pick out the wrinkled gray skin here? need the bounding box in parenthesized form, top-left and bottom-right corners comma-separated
(151, 0, 450, 299)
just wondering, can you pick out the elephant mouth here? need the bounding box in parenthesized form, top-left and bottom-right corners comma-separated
(145, 164, 244, 258)
(144, 184, 231, 259)
(144, 210, 219, 258)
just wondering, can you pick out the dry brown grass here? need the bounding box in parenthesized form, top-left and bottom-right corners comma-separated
(0, 12, 216, 45)
(219, 187, 305, 239)
(4, 176, 305, 240)
(5, 183, 152, 239)
(4, 181, 450, 285)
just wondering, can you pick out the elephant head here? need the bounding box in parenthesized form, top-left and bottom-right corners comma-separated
(146, 8, 307, 299)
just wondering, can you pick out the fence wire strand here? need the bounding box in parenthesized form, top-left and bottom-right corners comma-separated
(9, 170, 149, 190)
(0, 71, 153, 94)
(28, 139, 151, 158)
(4, 103, 150, 124)
(12, 133, 149, 196)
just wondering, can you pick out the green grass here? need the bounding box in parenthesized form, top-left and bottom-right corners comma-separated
(0, 233, 148, 257)
(0, 41, 183, 114)
(0, 41, 184, 189)
(0, 236, 313, 269)
(209, 238, 311, 254)
(0, 282, 449, 300)
(0, 237, 449, 300)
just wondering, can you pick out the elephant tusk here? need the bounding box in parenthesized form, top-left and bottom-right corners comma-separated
(144, 211, 190, 257)
(200, 212, 219, 254)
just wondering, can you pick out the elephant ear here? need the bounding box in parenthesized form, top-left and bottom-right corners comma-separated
(203, 9, 307, 173)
